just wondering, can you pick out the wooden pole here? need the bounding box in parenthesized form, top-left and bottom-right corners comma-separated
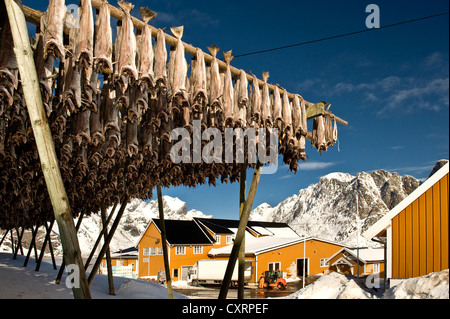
(4, 0, 91, 299)
(157, 185, 174, 299)
(56, 212, 85, 284)
(219, 163, 263, 299)
(35, 219, 54, 272)
(84, 201, 118, 270)
(101, 205, 115, 295)
(88, 195, 129, 286)
(24, 225, 38, 267)
(238, 163, 247, 299)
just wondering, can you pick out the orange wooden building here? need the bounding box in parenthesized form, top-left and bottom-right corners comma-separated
(364, 162, 449, 283)
(136, 217, 345, 283)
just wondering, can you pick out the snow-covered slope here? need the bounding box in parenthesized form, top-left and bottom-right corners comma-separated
(251, 169, 422, 247)
(1, 196, 210, 258)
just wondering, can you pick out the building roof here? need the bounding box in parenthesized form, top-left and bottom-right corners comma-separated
(328, 247, 385, 264)
(208, 235, 345, 257)
(110, 247, 139, 259)
(363, 162, 449, 240)
(152, 219, 215, 245)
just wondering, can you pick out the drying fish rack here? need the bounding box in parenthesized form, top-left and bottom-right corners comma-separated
(1, 0, 348, 299)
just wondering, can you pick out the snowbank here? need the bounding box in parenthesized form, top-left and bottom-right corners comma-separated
(285, 270, 449, 299)
(0, 253, 188, 299)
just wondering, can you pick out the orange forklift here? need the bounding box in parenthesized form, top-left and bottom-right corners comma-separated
(258, 270, 287, 290)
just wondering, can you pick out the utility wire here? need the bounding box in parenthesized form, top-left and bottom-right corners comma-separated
(234, 11, 449, 58)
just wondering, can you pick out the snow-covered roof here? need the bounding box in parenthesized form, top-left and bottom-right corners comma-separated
(328, 247, 385, 264)
(208, 234, 345, 257)
(363, 162, 449, 240)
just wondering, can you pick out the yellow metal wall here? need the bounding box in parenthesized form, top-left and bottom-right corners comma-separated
(391, 173, 449, 279)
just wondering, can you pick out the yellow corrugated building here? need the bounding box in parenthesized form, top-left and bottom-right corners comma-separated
(364, 162, 449, 282)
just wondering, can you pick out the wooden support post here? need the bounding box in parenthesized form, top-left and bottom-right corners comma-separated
(101, 205, 115, 295)
(88, 196, 129, 286)
(219, 163, 263, 299)
(238, 163, 247, 299)
(35, 219, 54, 272)
(4, 0, 91, 299)
(24, 225, 38, 267)
(157, 185, 173, 299)
(0, 231, 7, 246)
(56, 213, 85, 284)
(45, 222, 57, 270)
(10, 230, 15, 256)
(84, 201, 118, 270)
(14, 227, 24, 258)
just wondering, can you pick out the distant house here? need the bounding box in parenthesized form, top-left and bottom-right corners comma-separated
(136, 217, 345, 283)
(363, 162, 449, 285)
(327, 247, 385, 278)
(99, 247, 139, 279)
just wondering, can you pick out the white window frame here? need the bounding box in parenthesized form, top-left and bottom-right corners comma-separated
(193, 246, 203, 254)
(320, 258, 329, 267)
(176, 246, 186, 255)
(373, 263, 380, 273)
(150, 247, 156, 256)
(214, 235, 221, 244)
(268, 262, 281, 272)
(143, 247, 150, 256)
(226, 235, 234, 244)
(157, 246, 163, 255)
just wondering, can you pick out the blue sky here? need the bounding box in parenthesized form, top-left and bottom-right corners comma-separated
(24, 0, 449, 219)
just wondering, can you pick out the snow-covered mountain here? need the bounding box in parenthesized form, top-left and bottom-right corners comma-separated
(250, 169, 424, 247)
(74, 196, 211, 256)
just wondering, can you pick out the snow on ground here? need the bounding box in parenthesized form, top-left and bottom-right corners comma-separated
(1, 252, 448, 299)
(285, 270, 449, 299)
(0, 253, 187, 299)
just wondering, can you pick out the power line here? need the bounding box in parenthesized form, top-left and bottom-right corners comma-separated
(234, 11, 449, 58)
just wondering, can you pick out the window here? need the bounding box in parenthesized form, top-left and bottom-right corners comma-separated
(320, 258, 329, 267)
(150, 247, 156, 256)
(176, 246, 186, 255)
(373, 263, 380, 273)
(226, 235, 234, 244)
(173, 269, 179, 278)
(269, 262, 281, 272)
(157, 247, 163, 255)
(143, 247, 150, 256)
(193, 246, 203, 254)
(214, 235, 221, 244)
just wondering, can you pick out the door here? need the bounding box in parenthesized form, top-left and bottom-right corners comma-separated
(297, 258, 309, 277)
(181, 266, 192, 281)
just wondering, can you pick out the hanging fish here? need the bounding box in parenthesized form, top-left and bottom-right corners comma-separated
(154, 28, 167, 85)
(207, 45, 222, 127)
(117, 1, 138, 80)
(190, 48, 208, 125)
(222, 50, 234, 128)
(312, 115, 327, 153)
(236, 69, 248, 128)
(281, 90, 292, 134)
(0, 15, 18, 109)
(94, 0, 113, 75)
(293, 95, 306, 161)
(169, 26, 188, 100)
(251, 74, 261, 128)
(138, 7, 157, 86)
(75, 0, 94, 66)
(261, 72, 272, 127)
(43, 0, 66, 61)
(272, 85, 282, 129)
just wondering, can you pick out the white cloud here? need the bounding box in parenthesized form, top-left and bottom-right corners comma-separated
(298, 161, 337, 171)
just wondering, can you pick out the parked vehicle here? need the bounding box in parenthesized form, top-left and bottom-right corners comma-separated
(258, 270, 287, 289)
(188, 260, 252, 286)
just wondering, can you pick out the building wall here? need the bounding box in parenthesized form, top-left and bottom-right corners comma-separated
(138, 223, 236, 281)
(256, 239, 343, 280)
(391, 173, 449, 279)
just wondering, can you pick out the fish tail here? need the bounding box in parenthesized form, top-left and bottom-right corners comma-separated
(118, 0, 134, 13)
(207, 45, 220, 58)
(262, 71, 269, 82)
(140, 6, 157, 23)
(222, 50, 234, 64)
(170, 26, 184, 40)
